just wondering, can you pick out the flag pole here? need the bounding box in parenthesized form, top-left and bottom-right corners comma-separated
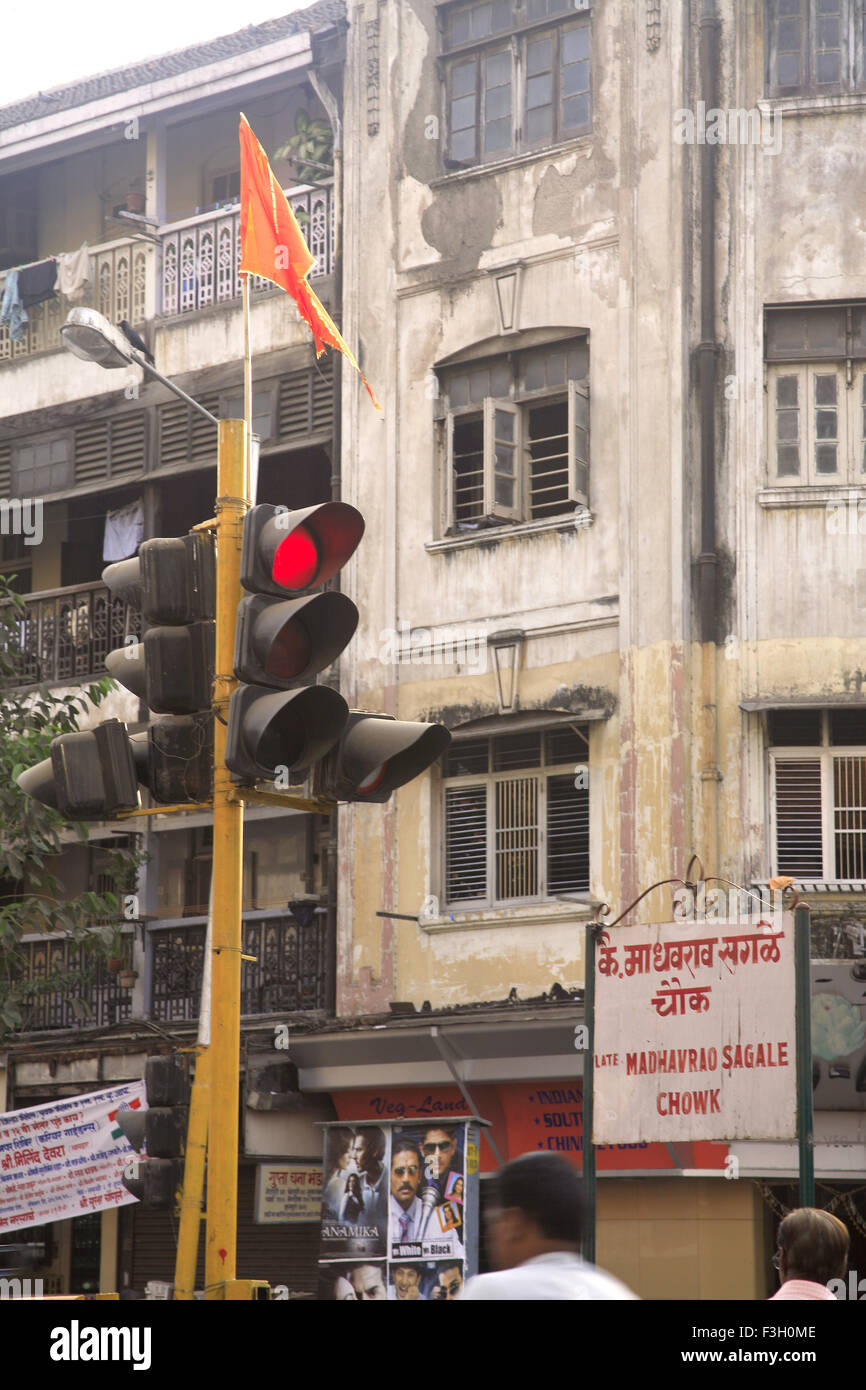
(243, 273, 252, 500)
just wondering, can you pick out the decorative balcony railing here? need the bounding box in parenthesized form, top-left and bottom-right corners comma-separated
(0, 184, 333, 361)
(160, 182, 334, 317)
(150, 910, 328, 1023)
(2, 581, 142, 689)
(0, 238, 147, 362)
(16, 932, 135, 1033)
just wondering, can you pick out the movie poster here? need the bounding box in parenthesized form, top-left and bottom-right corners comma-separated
(319, 1125, 389, 1258)
(387, 1123, 465, 1260)
(318, 1119, 479, 1299)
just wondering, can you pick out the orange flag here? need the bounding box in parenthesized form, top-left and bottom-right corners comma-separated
(239, 113, 380, 410)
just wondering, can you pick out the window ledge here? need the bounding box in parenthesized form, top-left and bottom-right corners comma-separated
(753, 880, 866, 896)
(431, 135, 593, 188)
(763, 92, 866, 117)
(758, 485, 866, 509)
(426, 510, 592, 553)
(419, 901, 593, 934)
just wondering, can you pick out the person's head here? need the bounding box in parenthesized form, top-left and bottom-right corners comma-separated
(774, 1208, 849, 1286)
(421, 1125, 459, 1180)
(349, 1264, 387, 1300)
(350, 1128, 385, 1176)
(452, 1176, 464, 1202)
(392, 1264, 422, 1300)
(327, 1126, 354, 1175)
(334, 1275, 357, 1301)
(484, 1153, 583, 1272)
(437, 1262, 463, 1299)
(391, 1138, 423, 1208)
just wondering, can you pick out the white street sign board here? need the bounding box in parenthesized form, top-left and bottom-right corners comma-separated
(594, 914, 797, 1142)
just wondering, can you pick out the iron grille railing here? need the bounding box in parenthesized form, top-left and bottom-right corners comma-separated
(160, 182, 334, 317)
(2, 581, 142, 688)
(16, 932, 134, 1032)
(149, 910, 328, 1022)
(0, 240, 147, 362)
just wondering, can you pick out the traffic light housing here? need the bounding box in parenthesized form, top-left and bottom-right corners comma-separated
(226, 503, 364, 785)
(118, 1054, 190, 1211)
(314, 713, 452, 803)
(103, 532, 215, 804)
(16, 719, 139, 820)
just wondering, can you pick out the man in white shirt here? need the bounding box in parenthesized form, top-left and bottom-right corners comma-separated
(459, 1153, 638, 1301)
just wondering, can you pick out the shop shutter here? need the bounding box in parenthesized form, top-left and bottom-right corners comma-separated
(127, 1163, 320, 1296)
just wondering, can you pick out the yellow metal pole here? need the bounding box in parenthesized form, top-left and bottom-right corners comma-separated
(173, 1045, 209, 1299)
(205, 418, 248, 1296)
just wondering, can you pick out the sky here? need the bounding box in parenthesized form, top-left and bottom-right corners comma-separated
(4, 0, 313, 106)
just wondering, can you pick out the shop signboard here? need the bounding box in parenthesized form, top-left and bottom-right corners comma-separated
(593, 914, 797, 1142)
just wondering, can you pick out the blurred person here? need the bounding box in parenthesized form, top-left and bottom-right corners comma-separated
(460, 1153, 638, 1301)
(769, 1208, 849, 1300)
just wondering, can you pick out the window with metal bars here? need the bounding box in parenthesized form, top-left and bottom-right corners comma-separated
(442, 0, 592, 169)
(771, 708, 866, 879)
(443, 725, 589, 906)
(442, 338, 588, 529)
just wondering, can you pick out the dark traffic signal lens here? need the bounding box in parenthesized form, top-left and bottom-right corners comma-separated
(266, 618, 313, 681)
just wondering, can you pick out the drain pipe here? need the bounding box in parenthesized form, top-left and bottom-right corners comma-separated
(309, 64, 343, 1015)
(696, 0, 722, 869)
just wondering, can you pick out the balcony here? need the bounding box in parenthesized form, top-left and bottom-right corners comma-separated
(3, 581, 142, 689)
(0, 238, 148, 362)
(16, 932, 135, 1032)
(161, 182, 334, 316)
(15, 910, 328, 1034)
(0, 183, 334, 362)
(150, 910, 328, 1023)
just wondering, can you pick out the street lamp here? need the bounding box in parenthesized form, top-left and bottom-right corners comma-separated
(61, 308, 219, 424)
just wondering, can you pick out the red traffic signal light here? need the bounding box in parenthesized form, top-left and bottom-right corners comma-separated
(241, 502, 364, 596)
(226, 502, 364, 786)
(314, 713, 452, 803)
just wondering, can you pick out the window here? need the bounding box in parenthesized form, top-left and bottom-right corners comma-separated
(765, 304, 866, 484)
(770, 708, 866, 879)
(443, 725, 589, 906)
(11, 433, 73, 495)
(766, 0, 866, 97)
(211, 171, 241, 205)
(441, 338, 588, 529)
(442, 0, 591, 167)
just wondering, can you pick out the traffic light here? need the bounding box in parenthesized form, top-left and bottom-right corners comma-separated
(225, 503, 363, 784)
(103, 532, 215, 804)
(16, 718, 139, 820)
(118, 1054, 190, 1210)
(314, 713, 451, 802)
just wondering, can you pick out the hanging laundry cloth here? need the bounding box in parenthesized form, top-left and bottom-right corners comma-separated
(56, 244, 91, 302)
(18, 258, 58, 309)
(0, 268, 29, 342)
(103, 498, 144, 563)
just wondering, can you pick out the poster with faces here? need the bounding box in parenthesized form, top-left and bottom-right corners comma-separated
(319, 1125, 389, 1259)
(319, 1119, 478, 1300)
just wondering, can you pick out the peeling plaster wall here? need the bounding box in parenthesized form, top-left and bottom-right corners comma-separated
(338, 0, 695, 1011)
